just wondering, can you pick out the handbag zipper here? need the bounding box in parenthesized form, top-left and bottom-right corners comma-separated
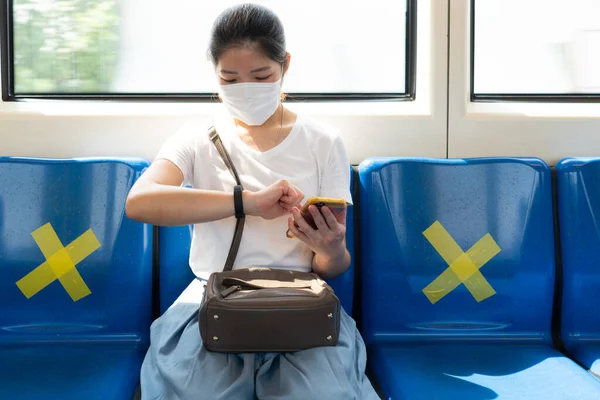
(221, 285, 242, 298)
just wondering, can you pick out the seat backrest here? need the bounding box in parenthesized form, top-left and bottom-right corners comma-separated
(0, 157, 152, 344)
(158, 224, 195, 313)
(324, 167, 357, 316)
(158, 167, 357, 316)
(557, 158, 600, 349)
(358, 157, 555, 345)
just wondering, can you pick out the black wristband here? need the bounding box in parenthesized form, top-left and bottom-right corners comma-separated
(233, 185, 244, 219)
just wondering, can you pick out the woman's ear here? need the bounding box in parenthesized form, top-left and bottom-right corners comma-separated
(283, 52, 291, 75)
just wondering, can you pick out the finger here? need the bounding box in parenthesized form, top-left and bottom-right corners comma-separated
(321, 206, 341, 231)
(336, 208, 347, 225)
(277, 179, 290, 189)
(290, 184, 305, 202)
(279, 200, 295, 211)
(292, 207, 317, 237)
(279, 194, 303, 206)
(288, 185, 305, 206)
(286, 184, 298, 199)
(275, 180, 291, 200)
(288, 217, 310, 243)
(309, 205, 330, 231)
(277, 203, 291, 216)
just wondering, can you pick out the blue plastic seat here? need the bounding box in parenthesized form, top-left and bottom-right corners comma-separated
(557, 157, 600, 377)
(158, 223, 195, 314)
(0, 157, 152, 400)
(325, 167, 357, 316)
(158, 167, 357, 316)
(358, 157, 600, 399)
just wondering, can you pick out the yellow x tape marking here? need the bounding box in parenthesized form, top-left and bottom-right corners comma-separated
(422, 221, 501, 304)
(16, 223, 101, 302)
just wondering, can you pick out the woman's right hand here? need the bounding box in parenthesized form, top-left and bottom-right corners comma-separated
(243, 179, 304, 220)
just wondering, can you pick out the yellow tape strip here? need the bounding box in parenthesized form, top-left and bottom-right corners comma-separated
(16, 262, 56, 299)
(66, 229, 101, 264)
(422, 267, 463, 304)
(423, 221, 464, 265)
(58, 268, 92, 302)
(466, 234, 501, 268)
(462, 233, 501, 302)
(32, 223, 64, 260)
(422, 221, 501, 304)
(47, 248, 75, 278)
(16, 223, 100, 301)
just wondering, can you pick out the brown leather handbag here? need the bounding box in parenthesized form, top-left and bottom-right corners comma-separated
(198, 127, 341, 353)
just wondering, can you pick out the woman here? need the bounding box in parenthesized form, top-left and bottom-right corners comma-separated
(126, 3, 379, 399)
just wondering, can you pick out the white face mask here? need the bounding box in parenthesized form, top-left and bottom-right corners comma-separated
(219, 80, 281, 126)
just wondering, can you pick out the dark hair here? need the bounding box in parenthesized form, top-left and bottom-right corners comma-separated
(209, 3, 287, 66)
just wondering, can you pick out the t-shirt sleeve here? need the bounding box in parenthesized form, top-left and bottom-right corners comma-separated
(154, 126, 197, 186)
(319, 134, 353, 205)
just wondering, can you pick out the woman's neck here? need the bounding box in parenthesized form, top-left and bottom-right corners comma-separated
(233, 105, 297, 152)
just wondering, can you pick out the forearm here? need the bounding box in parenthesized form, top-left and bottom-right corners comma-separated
(126, 183, 241, 226)
(312, 245, 351, 280)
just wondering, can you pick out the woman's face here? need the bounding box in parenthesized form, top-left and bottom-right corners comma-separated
(216, 44, 289, 86)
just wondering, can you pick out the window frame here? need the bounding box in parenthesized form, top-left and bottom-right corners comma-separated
(449, 0, 600, 167)
(1, 0, 417, 102)
(470, 0, 600, 103)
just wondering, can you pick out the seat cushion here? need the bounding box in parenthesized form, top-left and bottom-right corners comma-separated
(569, 344, 600, 378)
(0, 342, 146, 400)
(369, 343, 600, 399)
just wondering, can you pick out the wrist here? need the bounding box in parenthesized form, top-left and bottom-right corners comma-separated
(317, 244, 347, 265)
(313, 247, 350, 279)
(242, 190, 256, 216)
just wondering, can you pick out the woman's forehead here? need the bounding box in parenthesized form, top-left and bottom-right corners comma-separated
(217, 45, 278, 71)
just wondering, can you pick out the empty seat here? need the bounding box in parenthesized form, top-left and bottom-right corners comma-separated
(0, 157, 153, 400)
(158, 167, 358, 316)
(359, 157, 600, 399)
(557, 157, 600, 376)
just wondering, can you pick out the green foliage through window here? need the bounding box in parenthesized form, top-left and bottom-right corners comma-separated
(13, 0, 120, 93)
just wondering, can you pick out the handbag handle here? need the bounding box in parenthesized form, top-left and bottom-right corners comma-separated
(208, 126, 244, 272)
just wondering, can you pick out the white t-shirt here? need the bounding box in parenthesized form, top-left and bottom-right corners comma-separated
(155, 110, 353, 280)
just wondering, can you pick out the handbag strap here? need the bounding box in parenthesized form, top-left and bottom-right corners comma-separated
(208, 126, 245, 272)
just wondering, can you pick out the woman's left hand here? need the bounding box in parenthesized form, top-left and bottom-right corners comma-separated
(287, 205, 347, 260)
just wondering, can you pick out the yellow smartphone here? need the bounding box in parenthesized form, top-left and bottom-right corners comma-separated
(286, 197, 347, 238)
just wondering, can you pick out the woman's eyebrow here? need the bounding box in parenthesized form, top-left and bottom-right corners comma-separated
(220, 66, 271, 74)
(250, 66, 271, 73)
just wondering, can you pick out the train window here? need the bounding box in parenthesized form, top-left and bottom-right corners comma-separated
(2, 0, 416, 101)
(472, 0, 600, 101)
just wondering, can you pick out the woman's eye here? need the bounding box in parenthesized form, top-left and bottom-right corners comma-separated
(255, 75, 272, 81)
(222, 78, 237, 83)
